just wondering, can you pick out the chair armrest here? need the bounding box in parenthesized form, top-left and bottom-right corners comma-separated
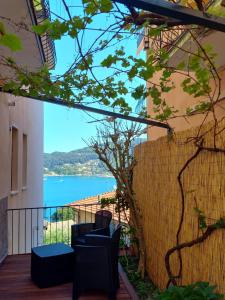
(84, 234, 111, 247)
(89, 227, 110, 236)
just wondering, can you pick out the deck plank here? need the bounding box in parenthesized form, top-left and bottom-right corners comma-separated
(0, 255, 132, 300)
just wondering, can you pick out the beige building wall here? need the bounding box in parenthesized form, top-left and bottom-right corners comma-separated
(147, 71, 225, 140)
(146, 30, 225, 140)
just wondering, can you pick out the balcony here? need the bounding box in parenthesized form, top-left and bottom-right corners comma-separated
(31, 0, 56, 69)
(137, 26, 186, 55)
(137, 1, 225, 68)
(0, 204, 133, 299)
(0, 0, 56, 73)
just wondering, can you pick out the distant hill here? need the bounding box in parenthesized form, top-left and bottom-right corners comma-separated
(44, 138, 146, 176)
(44, 147, 109, 176)
(44, 147, 98, 169)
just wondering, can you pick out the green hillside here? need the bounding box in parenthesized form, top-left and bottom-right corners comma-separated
(44, 147, 110, 176)
(44, 147, 98, 169)
(44, 138, 146, 176)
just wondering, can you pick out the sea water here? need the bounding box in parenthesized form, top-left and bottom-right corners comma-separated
(44, 175, 116, 207)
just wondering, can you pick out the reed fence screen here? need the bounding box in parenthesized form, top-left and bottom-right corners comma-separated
(133, 119, 225, 293)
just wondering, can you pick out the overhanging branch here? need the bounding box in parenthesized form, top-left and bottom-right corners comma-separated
(2, 91, 172, 134)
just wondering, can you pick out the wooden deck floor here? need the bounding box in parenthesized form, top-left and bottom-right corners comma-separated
(0, 255, 132, 300)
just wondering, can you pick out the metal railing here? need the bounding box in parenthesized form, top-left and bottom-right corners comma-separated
(150, 26, 186, 55)
(31, 0, 56, 69)
(137, 26, 186, 54)
(7, 203, 129, 255)
(137, 0, 216, 55)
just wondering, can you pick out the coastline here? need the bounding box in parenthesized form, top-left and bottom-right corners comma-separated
(43, 174, 114, 178)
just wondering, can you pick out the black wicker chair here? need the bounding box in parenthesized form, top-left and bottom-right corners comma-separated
(71, 210, 112, 247)
(72, 224, 121, 300)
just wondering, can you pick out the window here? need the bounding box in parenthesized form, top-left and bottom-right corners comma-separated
(11, 127, 18, 191)
(22, 134, 28, 188)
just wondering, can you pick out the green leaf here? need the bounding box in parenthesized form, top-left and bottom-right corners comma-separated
(139, 65, 155, 80)
(84, 1, 98, 15)
(162, 69, 172, 80)
(116, 48, 125, 56)
(99, 0, 113, 12)
(0, 33, 22, 51)
(131, 85, 146, 100)
(101, 54, 117, 67)
(32, 19, 51, 35)
(71, 17, 85, 29)
(127, 67, 138, 80)
(156, 282, 223, 300)
(148, 26, 164, 37)
(52, 20, 68, 38)
(149, 86, 161, 105)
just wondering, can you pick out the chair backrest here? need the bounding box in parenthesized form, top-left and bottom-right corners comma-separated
(95, 210, 112, 229)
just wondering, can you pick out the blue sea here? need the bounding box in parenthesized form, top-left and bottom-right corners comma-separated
(43, 176, 116, 207)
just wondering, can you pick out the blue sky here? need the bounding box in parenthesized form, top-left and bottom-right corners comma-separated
(44, 3, 99, 153)
(44, 103, 99, 153)
(44, 1, 141, 153)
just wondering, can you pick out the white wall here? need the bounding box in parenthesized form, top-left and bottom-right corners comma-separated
(0, 92, 44, 255)
(7, 95, 43, 209)
(0, 93, 10, 200)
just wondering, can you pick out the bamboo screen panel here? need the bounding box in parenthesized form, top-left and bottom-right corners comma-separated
(133, 119, 225, 292)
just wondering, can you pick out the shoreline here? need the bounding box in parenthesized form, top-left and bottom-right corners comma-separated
(43, 174, 114, 178)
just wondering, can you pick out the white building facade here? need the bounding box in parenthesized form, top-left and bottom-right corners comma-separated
(0, 0, 55, 261)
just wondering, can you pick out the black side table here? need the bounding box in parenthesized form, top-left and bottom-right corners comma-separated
(31, 243, 74, 288)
